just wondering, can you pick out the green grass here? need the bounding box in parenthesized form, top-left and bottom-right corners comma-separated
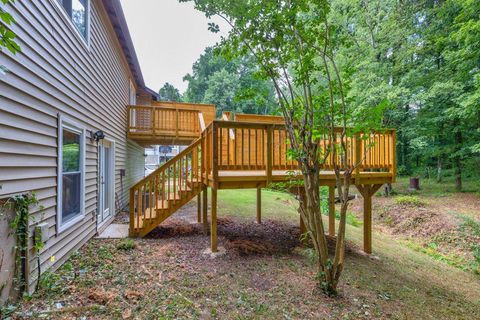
(216, 189, 298, 221)
(216, 189, 480, 318)
(395, 176, 480, 196)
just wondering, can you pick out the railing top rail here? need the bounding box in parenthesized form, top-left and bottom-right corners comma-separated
(128, 105, 201, 113)
(152, 101, 216, 108)
(211, 120, 396, 134)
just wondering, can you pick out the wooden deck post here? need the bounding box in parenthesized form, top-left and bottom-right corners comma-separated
(363, 185, 372, 254)
(211, 188, 218, 252)
(256, 187, 261, 224)
(266, 125, 273, 185)
(197, 193, 201, 223)
(328, 186, 336, 236)
(202, 188, 208, 234)
(357, 184, 383, 254)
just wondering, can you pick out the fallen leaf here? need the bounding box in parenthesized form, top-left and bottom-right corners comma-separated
(122, 309, 132, 319)
(125, 290, 142, 300)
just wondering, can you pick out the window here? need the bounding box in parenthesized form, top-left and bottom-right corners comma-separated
(57, 0, 89, 39)
(58, 117, 85, 232)
(129, 80, 136, 105)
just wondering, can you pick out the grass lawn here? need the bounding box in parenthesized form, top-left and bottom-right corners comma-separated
(6, 187, 480, 319)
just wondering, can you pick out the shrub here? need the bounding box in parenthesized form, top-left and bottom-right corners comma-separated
(116, 239, 136, 251)
(394, 195, 425, 207)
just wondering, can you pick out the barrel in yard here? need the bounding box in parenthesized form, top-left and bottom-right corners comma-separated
(409, 177, 420, 190)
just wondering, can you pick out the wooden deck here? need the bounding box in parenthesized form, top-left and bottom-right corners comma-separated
(128, 111, 397, 254)
(208, 170, 393, 189)
(127, 102, 216, 146)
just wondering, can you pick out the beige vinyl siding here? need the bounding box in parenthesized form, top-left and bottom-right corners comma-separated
(0, 0, 146, 291)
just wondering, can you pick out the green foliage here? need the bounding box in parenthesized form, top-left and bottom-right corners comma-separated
(394, 195, 425, 207)
(0, 0, 20, 73)
(183, 47, 278, 116)
(2, 193, 44, 296)
(158, 82, 183, 102)
(405, 240, 470, 272)
(37, 271, 62, 295)
(330, 0, 480, 184)
(62, 143, 80, 172)
(116, 239, 136, 251)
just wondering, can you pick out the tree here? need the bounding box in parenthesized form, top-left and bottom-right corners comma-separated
(203, 68, 240, 113)
(158, 82, 183, 102)
(182, 0, 385, 295)
(183, 47, 278, 116)
(330, 0, 480, 186)
(0, 0, 21, 74)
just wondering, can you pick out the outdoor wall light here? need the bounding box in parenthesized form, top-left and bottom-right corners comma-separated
(92, 130, 105, 142)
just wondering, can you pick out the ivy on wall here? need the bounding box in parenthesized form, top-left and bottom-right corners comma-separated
(2, 193, 44, 298)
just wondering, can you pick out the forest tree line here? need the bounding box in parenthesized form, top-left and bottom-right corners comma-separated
(159, 0, 479, 189)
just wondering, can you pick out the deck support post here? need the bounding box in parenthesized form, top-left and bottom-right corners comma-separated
(256, 187, 261, 224)
(363, 187, 372, 254)
(202, 188, 208, 234)
(197, 194, 201, 223)
(328, 186, 335, 236)
(210, 188, 218, 252)
(356, 184, 383, 254)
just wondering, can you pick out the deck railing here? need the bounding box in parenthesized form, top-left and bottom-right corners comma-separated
(127, 105, 202, 138)
(207, 121, 396, 180)
(129, 137, 203, 235)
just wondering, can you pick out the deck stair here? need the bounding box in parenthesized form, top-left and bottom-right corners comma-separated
(129, 137, 205, 237)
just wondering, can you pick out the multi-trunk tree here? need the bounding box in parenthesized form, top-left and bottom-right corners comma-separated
(182, 0, 385, 295)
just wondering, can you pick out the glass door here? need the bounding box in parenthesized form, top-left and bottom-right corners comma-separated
(98, 140, 114, 225)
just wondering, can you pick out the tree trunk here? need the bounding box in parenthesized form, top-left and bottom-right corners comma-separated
(454, 125, 463, 192)
(436, 157, 442, 183)
(454, 159, 462, 191)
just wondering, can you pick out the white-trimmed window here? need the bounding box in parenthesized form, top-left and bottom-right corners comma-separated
(56, 0, 90, 40)
(57, 117, 85, 232)
(129, 80, 136, 105)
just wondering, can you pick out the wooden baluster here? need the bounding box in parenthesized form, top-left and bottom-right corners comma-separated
(227, 127, 231, 168)
(172, 163, 176, 204)
(355, 133, 361, 177)
(234, 128, 237, 169)
(162, 170, 165, 209)
(219, 126, 223, 167)
(129, 187, 135, 236)
(212, 122, 219, 186)
(241, 128, 244, 169)
(392, 130, 397, 181)
(255, 129, 259, 169)
(139, 185, 144, 230)
(266, 125, 273, 185)
(248, 128, 251, 169)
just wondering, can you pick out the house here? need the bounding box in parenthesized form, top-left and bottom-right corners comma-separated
(0, 0, 398, 306)
(0, 0, 158, 301)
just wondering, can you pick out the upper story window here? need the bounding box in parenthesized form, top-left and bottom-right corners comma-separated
(129, 80, 136, 105)
(57, 0, 89, 39)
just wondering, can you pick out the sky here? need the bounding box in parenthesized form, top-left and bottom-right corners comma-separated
(119, 0, 229, 94)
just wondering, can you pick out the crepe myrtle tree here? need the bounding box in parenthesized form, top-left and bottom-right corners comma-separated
(182, 0, 385, 295)
(0, 0, 20, 75)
